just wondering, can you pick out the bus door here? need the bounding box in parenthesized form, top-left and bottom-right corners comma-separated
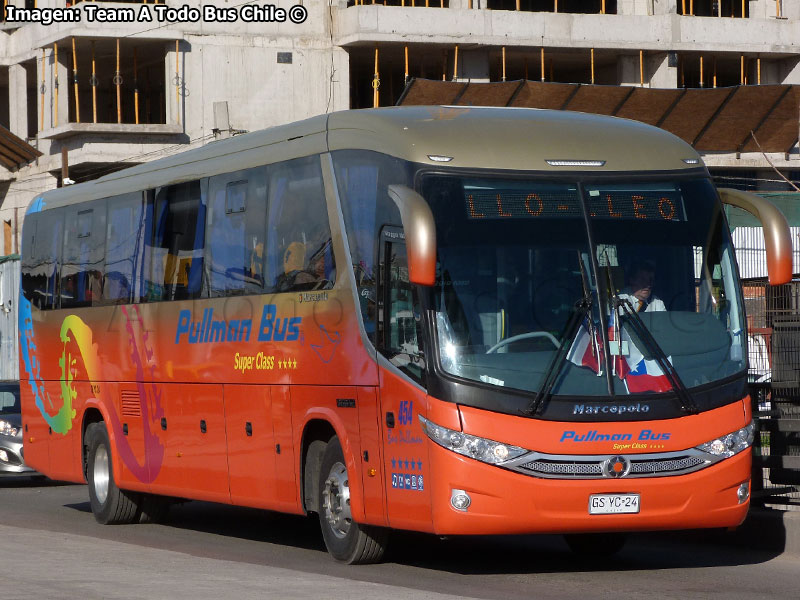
(376, 226, 432, 530)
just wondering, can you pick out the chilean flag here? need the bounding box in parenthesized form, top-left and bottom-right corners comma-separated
(624, 357, 673, 393)
(567, 317, 604, 373)
(608, 310, 672, 393)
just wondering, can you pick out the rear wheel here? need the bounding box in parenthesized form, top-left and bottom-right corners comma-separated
(564, 532, 627, 556)
(318, 437, 388, 564)
(85, 422, 140, 524)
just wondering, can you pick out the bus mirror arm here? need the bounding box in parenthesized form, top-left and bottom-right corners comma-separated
(718, 188, 793, 286)
(387, 185, 437, 286)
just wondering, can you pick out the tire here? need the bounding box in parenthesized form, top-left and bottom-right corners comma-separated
(564, 532, 627, 556)
(85, 422, 140, 525)
(318, 437, 388, 564)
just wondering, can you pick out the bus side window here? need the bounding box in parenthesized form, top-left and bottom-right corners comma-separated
(144, 180, 206, 302)
(265, 157, 335, 293)
(332, 150, 409, 343)
(22, 209, 64, 310)
(104, 193, 146, 305)
(61, 201, 106, 309)
(380, 230, 425, 384)
(206, 167, 267, 297)
(20, 214, 39, 306)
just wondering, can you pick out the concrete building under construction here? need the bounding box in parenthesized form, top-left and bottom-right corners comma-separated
(1, 0, 800, 254)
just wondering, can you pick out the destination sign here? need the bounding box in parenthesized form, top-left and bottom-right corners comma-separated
(464, 189, 684, 222)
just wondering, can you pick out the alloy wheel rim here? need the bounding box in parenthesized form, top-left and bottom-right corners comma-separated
(93, 445, 110, 505)
(322, 461, 351, 539)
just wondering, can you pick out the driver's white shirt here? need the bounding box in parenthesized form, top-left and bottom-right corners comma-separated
(617, 293, 666, 313)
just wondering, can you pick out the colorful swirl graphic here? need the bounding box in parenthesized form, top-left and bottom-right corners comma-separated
(19, 298, 165, 483)
(19, 295, 76, 434)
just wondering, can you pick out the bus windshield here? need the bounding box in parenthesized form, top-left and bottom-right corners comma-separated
(421, 174, 745, 399)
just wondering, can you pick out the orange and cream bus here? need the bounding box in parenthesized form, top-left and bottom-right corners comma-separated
(19, 106, 793, 563)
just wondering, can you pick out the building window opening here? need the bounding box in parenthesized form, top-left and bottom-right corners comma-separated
(486, 0, 616, 13)
(48, 39, 169, 128)
(345, 1, 450, 7)
(679, 54, 756, 88)
(678, 0, 748, 18)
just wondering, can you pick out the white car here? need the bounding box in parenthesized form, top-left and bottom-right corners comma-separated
(0, 381, 36, 476)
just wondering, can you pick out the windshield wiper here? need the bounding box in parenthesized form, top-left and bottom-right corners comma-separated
(522, 294, 593, 417)
(524, 253, 602, 416)
(610, 291, 699, 415)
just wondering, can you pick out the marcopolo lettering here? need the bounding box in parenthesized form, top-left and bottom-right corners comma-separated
(560, 429, 672, 443)
(573, 402, 650, 415)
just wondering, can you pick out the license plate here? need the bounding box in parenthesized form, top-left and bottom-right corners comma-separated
(589, 493, 640, 515)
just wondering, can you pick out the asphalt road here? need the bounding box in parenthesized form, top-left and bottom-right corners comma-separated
(0, 477, 796, 600)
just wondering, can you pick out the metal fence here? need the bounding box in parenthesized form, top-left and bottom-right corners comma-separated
(745, 277, 800, 508)
(0, 255, 19, 382)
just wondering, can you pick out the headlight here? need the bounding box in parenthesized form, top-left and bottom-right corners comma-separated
(419, 415, 528, 465)
(0, 419, 19, 437)
(696, 422, 754, 459)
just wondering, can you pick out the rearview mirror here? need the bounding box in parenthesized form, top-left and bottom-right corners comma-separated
(387, 185, 437, 286)
(718, 188, 793, 286)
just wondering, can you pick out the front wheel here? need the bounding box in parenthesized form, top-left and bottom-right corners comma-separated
(85, 422, 140, 524)
(318, 437, 388, 564)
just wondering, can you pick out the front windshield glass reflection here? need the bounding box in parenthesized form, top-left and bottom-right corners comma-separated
(422, 175, 745, 398)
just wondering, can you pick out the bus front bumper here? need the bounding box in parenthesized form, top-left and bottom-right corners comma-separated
(428, 444, 751, 536)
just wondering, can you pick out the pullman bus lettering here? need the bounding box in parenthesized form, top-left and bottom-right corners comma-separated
(174, 304, 301, 344)
(560, 429, 672, 443)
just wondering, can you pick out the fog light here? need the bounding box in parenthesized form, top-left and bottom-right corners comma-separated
(737, 482, 750, 504)
(0, 449, 8, 463)
(451, 489, 471, 512)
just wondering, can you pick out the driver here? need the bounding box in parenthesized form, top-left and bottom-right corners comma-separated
(618, 260, 666, 312)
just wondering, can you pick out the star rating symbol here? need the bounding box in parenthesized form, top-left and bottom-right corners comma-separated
(278, 358, 298, 370)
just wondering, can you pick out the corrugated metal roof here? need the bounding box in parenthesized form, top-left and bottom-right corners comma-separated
(398, 80, 800, 153)
(0, 126, 41, 171)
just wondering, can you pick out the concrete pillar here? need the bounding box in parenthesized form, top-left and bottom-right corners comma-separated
(616, 52, 675, 88)
(653, 0, 677, 15)
(617, 54, 640, 86)
(449, 0, 473, 9)
(757, 59, 781, 84)
(617, 0, 657, 16)
(456, 48, 490, 82)
(166, 43, 182, 127)
(8, 64, 28, 139)
(776, 0, 798, 19)
(749, 1, 791, 19)
(53, 52, 68, 129)
(648, 52, 678, 89)
(779, 57, 800, 84)
(38, 47, 69, 132)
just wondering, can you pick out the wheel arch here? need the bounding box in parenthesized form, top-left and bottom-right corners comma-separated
(80, 402, 113, 483)
(300, 418, 337, 515)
